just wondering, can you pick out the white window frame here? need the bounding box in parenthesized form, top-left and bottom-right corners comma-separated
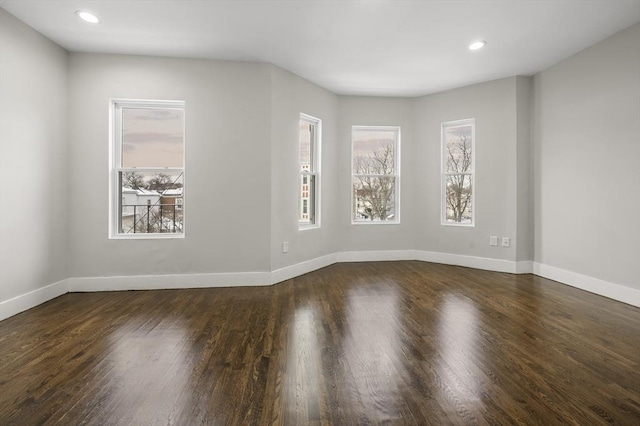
(109, 99, 186, 239)
(441, 118, 475, 227)
(351, 125, 401, 225)
(299, 113, 321, 230)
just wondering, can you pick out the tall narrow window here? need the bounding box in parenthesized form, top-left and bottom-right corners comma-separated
(110, 99, 185, 238)
(442, 118, 474, 225)
(352, 126, 400, 223)
(299, 113, 321, 228)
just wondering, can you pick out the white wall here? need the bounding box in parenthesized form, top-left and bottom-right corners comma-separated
(533, 23, 640, 293)
(516, 76, 533, 262)
(2, 9, 638, 318)
(336, 96, 416, 252)
(413, 78, 520, 261)
(269, 67, 338, 271)
(67, 54, 273, 278)
(0, 9, 68, 313)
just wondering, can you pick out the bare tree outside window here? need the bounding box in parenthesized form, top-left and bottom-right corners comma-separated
(119, 171, 184, 234)
(123, 171, 145, 189)
(352, 127, 400, 222)
(148, 173, 174, 191)
(442, 120, 474, 225)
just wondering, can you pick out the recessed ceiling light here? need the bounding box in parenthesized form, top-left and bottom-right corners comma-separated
(469, 40, 487, 51)
(76, 10, 100, 24)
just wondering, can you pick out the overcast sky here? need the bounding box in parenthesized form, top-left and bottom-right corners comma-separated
(299, 121, 311, 165)
(122, 108, 184, 168)
(352, 128, 396, 160)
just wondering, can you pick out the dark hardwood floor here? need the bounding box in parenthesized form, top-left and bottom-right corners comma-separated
(1, 261, 639, 425)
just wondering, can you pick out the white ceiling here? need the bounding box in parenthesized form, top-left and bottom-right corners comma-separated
(2, 0, 639, 97)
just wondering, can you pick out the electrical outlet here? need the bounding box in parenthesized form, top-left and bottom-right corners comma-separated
(502, 237, 510, 248)
(282, 242, 289, 253)
(490, 236, 498, 246)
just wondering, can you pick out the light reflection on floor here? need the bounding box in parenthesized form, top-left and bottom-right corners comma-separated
(286, 306, 321, 421)
(437, 294, 482, 402)
(343, 283, 401, 419)
(99, 319, 192, 423)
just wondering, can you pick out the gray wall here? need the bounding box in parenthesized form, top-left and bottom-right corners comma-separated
(0, 9, 68, 302)
(336, 96, 416, 251)
(1, 7, 637, 309)
(413, 78, 520, 261)
(516, 76, 533, 262)
(67, 54, 273, 278)
(533, 23, 640, 290)
(270, 66, 338, 270)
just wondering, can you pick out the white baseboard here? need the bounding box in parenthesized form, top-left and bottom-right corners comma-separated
(4, 253, 637, 321)
(337, 250, 416, 263)
(415, 250, 521, 273)
(533, 262, 639, 308)
(0, 279, 68, 321)
(67, 271, 271, 292)
(271, 253, 337, 284)
(516, 261, 533, 274)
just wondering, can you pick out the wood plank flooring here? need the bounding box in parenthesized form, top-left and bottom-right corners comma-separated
(1, 261, 639, 425)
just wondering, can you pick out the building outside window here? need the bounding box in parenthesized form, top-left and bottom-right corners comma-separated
(110, 99, 185, 238)
(352, 126, 400, 223)
(299, 113, 321, 228)
(442, 118, 474, 225)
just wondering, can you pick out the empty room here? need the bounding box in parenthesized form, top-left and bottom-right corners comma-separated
(1, 0, 639, 424)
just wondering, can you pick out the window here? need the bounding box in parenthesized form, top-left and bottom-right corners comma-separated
(299, 113, 321, 228)
(110, 99, 185, 238)
(352, 126, 400, 223)
(442, 118, 474, 225)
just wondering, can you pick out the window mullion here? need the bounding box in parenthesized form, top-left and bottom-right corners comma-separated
(441, 119, 475, 226)
(351, 126, 400, 223)
(299, 113, 321, 228)
(110, 99, 185, 238)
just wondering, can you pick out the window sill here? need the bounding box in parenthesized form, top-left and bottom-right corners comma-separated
(110, 233, 185, 240)
(351, 220, 400, 225)
(441, 222, 475, 227)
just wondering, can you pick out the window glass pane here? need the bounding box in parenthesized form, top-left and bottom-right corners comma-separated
(122, 108, 184, 168)
(299, 115, 320, 227)
(445, 174, 472, 224)
(353, 176, 396, 221)
(300, 172, 310, 222)
(119, 171, 184, 234)
(445, 124, 472, 173)
(299, 121, 311, 173)
(353, 129, 396, 175)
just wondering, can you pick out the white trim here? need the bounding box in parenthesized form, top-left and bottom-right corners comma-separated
(350, 221, 401, 226)
(109, 232, 186, 240)
(0, 279, 68, 321)
(351, 125, 401, 224)
(516, 261, 533, 274)
(299, 113, 321, 229)
(67, 271, 271, 292)
(3, 254, 637, 321)
(441, 118, 475, 226)
(109, 99, 186, 239)
(271, 253, 337, 284)
(533, 262, 639, 308)
(337, 250, 416, 263)
(415, 250, 518, 273)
